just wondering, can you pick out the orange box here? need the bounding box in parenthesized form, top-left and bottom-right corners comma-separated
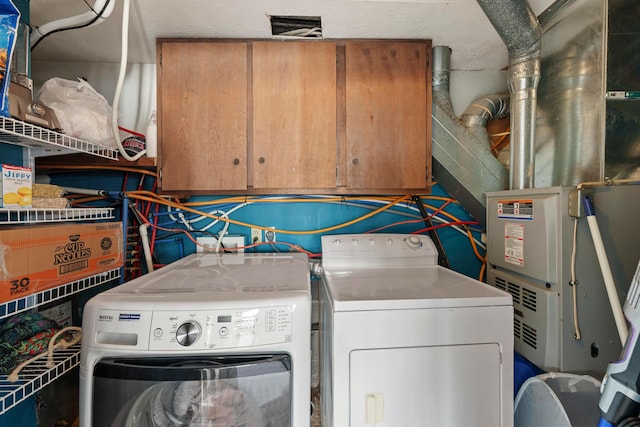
(0, 222, 123, 303)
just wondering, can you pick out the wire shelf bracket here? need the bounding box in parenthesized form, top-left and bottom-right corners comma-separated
(0, 269, 121, 320)
(0, 116, 118, 160)
(0, 345, 81, 415)
(0, 207, 115, 225)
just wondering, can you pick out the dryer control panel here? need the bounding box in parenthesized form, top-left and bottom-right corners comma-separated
(322, 233, 439, 268)
(94, 306, 293, 350)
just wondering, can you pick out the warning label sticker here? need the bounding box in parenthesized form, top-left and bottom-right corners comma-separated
(497, 199, 533, 220)
(504, 222, 524, 267)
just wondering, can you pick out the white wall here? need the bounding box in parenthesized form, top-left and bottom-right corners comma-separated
(450, 70, 509, 117)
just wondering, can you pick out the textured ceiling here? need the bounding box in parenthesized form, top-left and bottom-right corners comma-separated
(29, 0, 554, 71)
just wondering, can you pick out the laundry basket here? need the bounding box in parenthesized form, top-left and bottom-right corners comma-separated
(514, 372, 602, 427)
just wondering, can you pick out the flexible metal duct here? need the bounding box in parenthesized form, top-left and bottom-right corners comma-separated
(476, 0, 542, 190)
(460, 94, 510, 129)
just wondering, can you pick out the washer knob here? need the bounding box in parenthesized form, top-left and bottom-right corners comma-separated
(176, 321, 200, 346)
(405, 235, 423, 249)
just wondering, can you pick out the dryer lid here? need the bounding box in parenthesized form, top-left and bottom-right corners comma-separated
(323, 265, 512, 311)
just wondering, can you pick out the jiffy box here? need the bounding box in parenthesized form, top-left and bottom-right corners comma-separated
(0, 222, 123, 303)
(1, 164, 32, 208)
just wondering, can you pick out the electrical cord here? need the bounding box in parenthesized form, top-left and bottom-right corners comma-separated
(127, 192, 413, 235)
(43, 176, 484, 272)
(31, 0, 114, 50)
(465, 227, 487, 281)
(276, 27, 322, 38)
(412, 194, 450, 268)
(54, 172, 482, 270)
(130, 191, 487, 277)
(177, 194, 479, 243)
(167, 203, 248, 232)
(160, 193, 486, 249)
(36, 164, 158, 178)
(568, 178, 640, 341)
(570, 217, 582, 340)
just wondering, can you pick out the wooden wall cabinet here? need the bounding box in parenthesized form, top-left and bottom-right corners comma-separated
(158, 41, 249, 191)
(157, 38, 431, 194)
(252, 41, 338, 190)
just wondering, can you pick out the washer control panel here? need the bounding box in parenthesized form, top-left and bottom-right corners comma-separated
(94, 305, 295, 351)
(148, 306, 293, 350)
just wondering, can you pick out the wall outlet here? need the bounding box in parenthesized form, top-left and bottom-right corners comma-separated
(251, 228, 262, 244)
(197, 236, 246, 253)
(265, 227, 276, 242)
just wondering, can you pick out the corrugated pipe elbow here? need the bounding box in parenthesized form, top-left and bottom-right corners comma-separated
(460, 93, 511, 128)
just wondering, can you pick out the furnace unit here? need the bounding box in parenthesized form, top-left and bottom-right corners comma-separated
(486, 185, 640, 376)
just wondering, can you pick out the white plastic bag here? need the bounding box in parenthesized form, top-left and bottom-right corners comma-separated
(37, 77, 116, 149)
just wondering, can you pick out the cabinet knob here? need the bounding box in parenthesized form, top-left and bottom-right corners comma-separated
(258, 157, 266, 164)
(233, 158, 240, 165)
(352, 158, 359, 165)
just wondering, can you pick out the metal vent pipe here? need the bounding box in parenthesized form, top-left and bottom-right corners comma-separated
(431, 45, 509, 225)
(475, 0, 542, 189)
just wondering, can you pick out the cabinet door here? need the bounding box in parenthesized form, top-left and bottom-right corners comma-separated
(252, 41, 337, 189)
(344, 41, 430, 191)
(158, 41, 248, 191)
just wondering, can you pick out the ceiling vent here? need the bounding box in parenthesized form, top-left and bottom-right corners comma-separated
(269, 16, 322, 38)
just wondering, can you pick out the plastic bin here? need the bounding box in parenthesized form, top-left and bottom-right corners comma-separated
(514, 372, 602, 427)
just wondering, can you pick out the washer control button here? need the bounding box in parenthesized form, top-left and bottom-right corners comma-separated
(176, 321, 200, 346)
(153, 328, 163, 338)
(219, 326, 229, 337)
(405, 235, 423, 249)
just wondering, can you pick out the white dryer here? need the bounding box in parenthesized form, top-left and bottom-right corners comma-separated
(80, 252, 311, 427)
(320, 234, 514, 427)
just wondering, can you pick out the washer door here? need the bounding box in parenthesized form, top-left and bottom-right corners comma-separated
(91, 354, 291, 427)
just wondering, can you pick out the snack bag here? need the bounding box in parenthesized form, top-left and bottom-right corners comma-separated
(0, 0, 19, 118)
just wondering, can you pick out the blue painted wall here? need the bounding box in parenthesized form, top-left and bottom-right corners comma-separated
(0, 143, 22, 166)
(42, 168, 485, 280)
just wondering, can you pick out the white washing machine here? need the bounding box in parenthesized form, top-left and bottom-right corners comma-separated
(320, 234, 514, 427)
(80, 252, 311, 427)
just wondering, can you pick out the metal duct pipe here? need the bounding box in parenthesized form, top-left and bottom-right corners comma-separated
(432, 45, 451, 90)
(431, 46, 457, 121)
(460, 94, 510, 128)
(476, 0, 542, 189)
(433, 46, 510, 132)
(431, 45, 509, 225)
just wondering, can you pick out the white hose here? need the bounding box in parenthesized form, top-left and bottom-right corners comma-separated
(139, 223, 154, 273)
(111, 0, 146, 161)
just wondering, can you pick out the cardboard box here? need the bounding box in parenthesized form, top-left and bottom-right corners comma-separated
(1, 164, 32, 208)
(0, 222, 123, 303)
(38, 300, 73, 328)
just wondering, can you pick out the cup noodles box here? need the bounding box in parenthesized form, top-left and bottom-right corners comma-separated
(0, 222, 123, 303)
(1, 164, 32, 208)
